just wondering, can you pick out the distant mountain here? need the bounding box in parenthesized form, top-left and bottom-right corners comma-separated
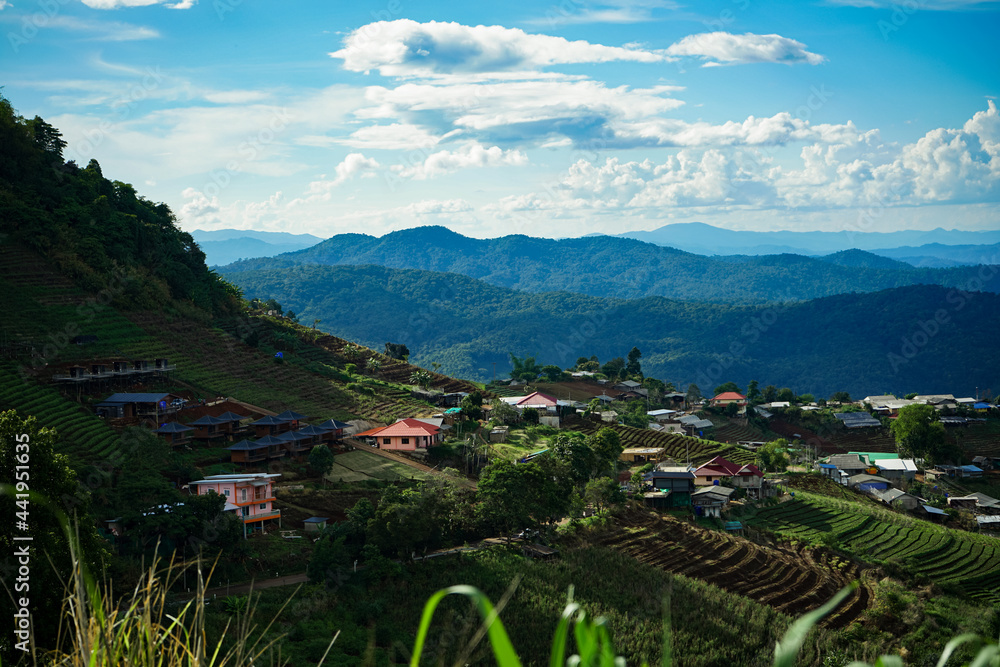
(870, 242, 1000, 268)
(190, 229, 323, 266)
(816, 249, 915, 271)
(220, 226, 999, 304)
(221, 263, 1000, 398)
(617, 222, 1000, 256)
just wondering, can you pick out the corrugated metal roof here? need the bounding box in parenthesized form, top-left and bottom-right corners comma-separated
(97, 392, 171, 404)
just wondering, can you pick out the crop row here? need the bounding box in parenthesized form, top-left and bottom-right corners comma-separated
(753, 497, 1000, 599)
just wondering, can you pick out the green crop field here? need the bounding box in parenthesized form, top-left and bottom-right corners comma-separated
(333, 449, 434, 482)
(573, 421, 758, 466)
(751, 493, 1000, 604)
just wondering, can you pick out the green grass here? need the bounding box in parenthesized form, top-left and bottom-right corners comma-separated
(333, 449, 434, 482)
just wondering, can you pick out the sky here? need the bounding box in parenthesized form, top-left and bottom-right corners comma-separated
(1, 0, 998, 240)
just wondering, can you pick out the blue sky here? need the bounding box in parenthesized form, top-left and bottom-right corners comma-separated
(1, 0, 998, 239)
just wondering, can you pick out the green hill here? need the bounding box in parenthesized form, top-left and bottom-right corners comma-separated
(220, 225, 999, 304)
(222, 262, 1000, 398)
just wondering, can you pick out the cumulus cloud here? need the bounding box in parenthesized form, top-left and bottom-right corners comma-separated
(395, 143, 527, 179)
(665, 32, 825, 66)
(306, 153, 381, 196)
(488, 102, 1000, 215)
(330, 19, 667, 77)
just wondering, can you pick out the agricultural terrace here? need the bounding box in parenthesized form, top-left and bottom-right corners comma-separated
(327, 449, 435, 484)
(573, 421, 757, 466)
(750, 492, 1000, 604)
(595, 507, 871, 629)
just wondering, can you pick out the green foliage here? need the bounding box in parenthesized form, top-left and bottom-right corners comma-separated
(308, 444, 335, 477)
(890, 403, 954, 464)
(461, 391, 484, 421)
(714, 381, 741, 396)
(584, 477, 626, 515)
(757, 440, 790, 472)
(522, 407, 540, 425)
(541, 364, 564, 382)
(221, 263, 1000, 397)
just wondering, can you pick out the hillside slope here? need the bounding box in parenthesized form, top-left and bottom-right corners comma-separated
(219, 226, 999, 304)
(223, 262, 1000, 397)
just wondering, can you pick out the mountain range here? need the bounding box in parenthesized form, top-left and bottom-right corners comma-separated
(219, 226, 999, 304)
(221, 262, 1000, 398)
(190, 229, 324, 266)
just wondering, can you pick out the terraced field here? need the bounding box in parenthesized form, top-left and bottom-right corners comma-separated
(598, 509, 871, 629)
(332, 449, 435, 482)
(0, 361, 120, 461)
(572, 421, 757, 466)
(752, 495, 1000, 604)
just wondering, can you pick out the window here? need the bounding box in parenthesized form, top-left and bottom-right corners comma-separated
(383, 437, 391, 445)
(259, 503, 267, 510)
(223, 489, 230, 497)
(241, 506, 249, 516)
(241, 489, 247, 502)
(401, 437, 409, 445)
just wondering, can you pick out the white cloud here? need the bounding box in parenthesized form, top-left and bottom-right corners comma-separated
(666, 32, 825, 66)
(330, 19, 668, 77)
(396, 143, 527, 179)
(528, 0, 681, 26)
(342, 122, 444, 150)
(306, 153, 381, 196)
(487, 102, 1000, 215)
(0, 1, 11, 9)
(80, 0, 195, 8)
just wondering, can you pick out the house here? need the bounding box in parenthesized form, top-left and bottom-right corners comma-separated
(849, 474, 891, 492)
(614, 380, 642, 392)
(620, 448, 666, 464)
(490, 425, 509, 443)
(824, 454, 870, 478)
(914, 394, 957, 410)
(96, 393, 183, 421)
(863, 395, 897, 407)
(355, 418, 443, 451)
(872, 488, 921, 511)
(948, 496, 979, 511)
(957, 465, 984, 479)
(187, 473, 281, 537)
(189, 414, 230, 443)
(155, 421, 194, 445)
(303, 517, 329, 533)
(643, 467, 696, 508)
(976, 516, 1000, 531)
(693, 456, 764, 490)
(227, 439, 271, 466)
(835, 412, 882, 429)
(501, 392, 559, 413)
(251, 415, 293, 438)
(967, 492, 1000, 515)
(817, 464, 849, 486)
(875, 458, 918, 482)
(276, 429, 314, 458)
(691, 485, 737, 518)
(973, 456, 995, 470)
(647, 409, 677, 421)
(709, 392, 746, 407)
(916, 504, 948, 522)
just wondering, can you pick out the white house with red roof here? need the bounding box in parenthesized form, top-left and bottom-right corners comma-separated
(500, 391, 559, 413)
(709, 392, 747, 407)
(355, 418, 443, 451)
(693, 456, 764, 489)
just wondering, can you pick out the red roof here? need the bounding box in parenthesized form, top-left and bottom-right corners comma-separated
(514, 392, 558, 408)
(711, 392, 746, 401)
(695, 456, 763, 478)
(355, 425, 387, 438)
(374, 418, 440, 437)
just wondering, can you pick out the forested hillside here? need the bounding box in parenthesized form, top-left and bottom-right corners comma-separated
(222, 263, 1000, 397)
(220, 226, 999, 304)
(0, 94, 239, 316)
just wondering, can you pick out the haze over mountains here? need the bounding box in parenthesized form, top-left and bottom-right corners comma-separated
(192, 229, 323, 267)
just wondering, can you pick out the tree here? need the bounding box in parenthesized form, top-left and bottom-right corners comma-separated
(685, 383, 702, 406)
(831, 391, 852, 404)
(476, 459, 538, 538)
(522, 407, 539, 425)
(541, 364, 563, 382)
(409, 370, 432, 389)
(714, 381, 741, 396)
(798, 393, 815, 405)
(461, 391, 483, 421)
(365, 356, 382, 376)
(757, 439, 789, 472)
(725, 402, 739, 418)
(626, 347, 642, 378)
(584, 478, 626, 515)
(490, 398, 519, 425)
(308, 445, 335, 480)
(384, 342, 409, 360)
(1, 411, 109, 658)
(763, 385, 778, 403)
(551, 432, 597, 487)
(890, 404, 954, 464)
(509, 353, 540, 382)
(342, 343, 362, 360)
(777, 387, 795, 402)
(601, 357, 625, 381)
(747, 380, 761, 404)
(589, 427, 623, 477)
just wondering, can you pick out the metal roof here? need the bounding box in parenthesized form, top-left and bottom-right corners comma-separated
(156, 422, 194, 433)
(97, 392, 171, 405)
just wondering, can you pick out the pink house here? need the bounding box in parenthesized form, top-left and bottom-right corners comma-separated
(502, 391, 559, 413)
(710, 392, 747, 407)
(187, 473, 281, 537)
(356, 418, 442, 451)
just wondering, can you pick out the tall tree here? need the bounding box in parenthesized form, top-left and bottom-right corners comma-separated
(626, 346, 643, 378)
(714, 381, 742, 396)
(890, 404, 954, 464)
